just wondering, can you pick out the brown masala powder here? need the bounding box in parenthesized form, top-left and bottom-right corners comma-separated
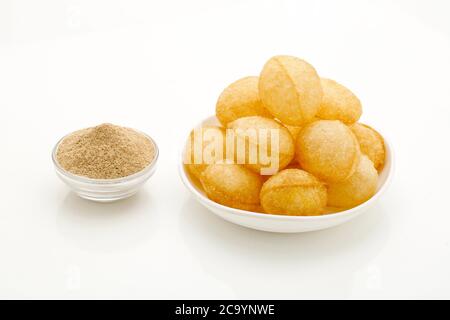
(56, 123, 155, 179)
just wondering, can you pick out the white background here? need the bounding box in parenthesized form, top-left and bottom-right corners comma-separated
(0, 0, 449, 299)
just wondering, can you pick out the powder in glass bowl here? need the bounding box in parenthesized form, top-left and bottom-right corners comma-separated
(56, 123, 156, 179)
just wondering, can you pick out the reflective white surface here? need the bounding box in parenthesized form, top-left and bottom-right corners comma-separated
(0, 0, 449, 299)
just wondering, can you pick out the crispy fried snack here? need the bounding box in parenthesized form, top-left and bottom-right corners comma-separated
(317, 78, 362, 124)
(284, 124, 302, 142)
(284, 159, 301, 170)
(350, 123, 385, 171)
(200, 162, 263, 211)
(216, 76, 272, 126)
(260, 169, 327, 216)
(296, 120, 360, 183)
(259, 56, 323, 126)
(227, 116, 295, 175)
(327, 155, 378, 208)
(184, 126, 226, 180)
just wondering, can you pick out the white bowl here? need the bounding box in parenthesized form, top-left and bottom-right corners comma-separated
(179, 116, 394, 233)
(52, 132, 159, 202)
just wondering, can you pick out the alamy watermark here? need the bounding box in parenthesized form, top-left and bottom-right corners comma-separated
(184, 127, 280, 175)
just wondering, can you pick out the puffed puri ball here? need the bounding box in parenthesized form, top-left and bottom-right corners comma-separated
(327, 155, 378, 208)
(184, 126, 226, 180)
(260, 169, 327, 216)
(316, 78, 362, 124)
(284, 124, 302, 142)
(227, 116, 295, 175)
(350, 123, 385, 171)
(296, 120, 361, 183)
(200, 162, 263, 212)
(259, 55, 323, 126)
(216, 76, 272, 126)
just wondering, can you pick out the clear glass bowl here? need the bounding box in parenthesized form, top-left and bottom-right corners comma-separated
(52, 132, 159, 202)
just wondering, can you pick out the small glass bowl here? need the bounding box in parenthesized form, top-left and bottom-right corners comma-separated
(52, 132, 159, 202)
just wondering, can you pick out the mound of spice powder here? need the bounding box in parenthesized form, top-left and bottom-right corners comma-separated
(56, 123, 155, 179)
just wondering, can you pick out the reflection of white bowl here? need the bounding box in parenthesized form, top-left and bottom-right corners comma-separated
(179, 115, 394, 233)
(52, 132, 159, 203)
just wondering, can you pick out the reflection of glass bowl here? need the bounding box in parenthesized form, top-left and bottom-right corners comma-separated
(179, 115, 394, 233)
(52, 132, 158, 202)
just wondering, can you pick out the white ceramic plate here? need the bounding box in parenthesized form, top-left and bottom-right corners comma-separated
(179, 116, 394, 233)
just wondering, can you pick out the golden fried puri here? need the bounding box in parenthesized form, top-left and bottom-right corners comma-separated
(227, 116, 295, 175)
(260, 169, 327, 216)
(296, 120, 361, 183)
(327, 155, 378, 208)
(185, 54, 384, 214)
(184, 126, 226, 180)
(259, 56, 323, 126)
(216, 76, 272, 126)
(284, 159, 301, 170)
(284, 124, 302, 142)
(321, 207, 346, 215)
(317, 78, 362, 124)
(350, 123, 385, 171)
(200, 162, 263, 211)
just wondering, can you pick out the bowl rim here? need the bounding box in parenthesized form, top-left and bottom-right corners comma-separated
(179, 118, 394, 221)
(52, 128, 159, 185)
